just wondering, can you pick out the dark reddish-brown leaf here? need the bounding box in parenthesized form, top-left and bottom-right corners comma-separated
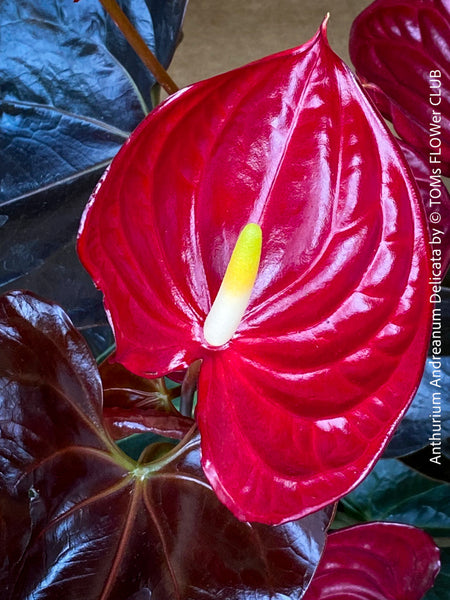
(78, 20, 431, 524)
(350, 0, 450, 175)
(303, 522, 440, 599)
(0, 291, 332, 599)
(100, 361, 192, 440)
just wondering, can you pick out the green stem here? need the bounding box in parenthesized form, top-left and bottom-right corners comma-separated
(96, 343, 116, 365)
(98, 0, 179, 96)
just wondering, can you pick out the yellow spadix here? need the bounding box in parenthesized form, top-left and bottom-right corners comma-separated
(203, 223, 262, 347)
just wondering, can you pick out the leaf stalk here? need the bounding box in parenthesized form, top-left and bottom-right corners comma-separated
(98, 0, 179, 95)
(180, 360, 202, 417)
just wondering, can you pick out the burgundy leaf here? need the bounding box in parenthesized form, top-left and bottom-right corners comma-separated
(0, 291, 332, 599)
(103, 407, 192, 440)
(397, 137, 450, 275)
(78, 20, 431, 524)
(350, 0, 450, 175)
(303, 522, 440, 600)
(100, 361, 192, 440)
(361, 79, 450, 276)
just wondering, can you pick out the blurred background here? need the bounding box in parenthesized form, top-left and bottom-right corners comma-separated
(169, 0, 373, 88)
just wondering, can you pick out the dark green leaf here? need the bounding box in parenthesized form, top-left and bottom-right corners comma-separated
(337, 459, 450, 540)
(401, 446, 450, 484)
(424, 547, 450, 600)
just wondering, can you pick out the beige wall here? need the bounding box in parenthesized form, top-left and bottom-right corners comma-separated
(169, 0, 374, 88)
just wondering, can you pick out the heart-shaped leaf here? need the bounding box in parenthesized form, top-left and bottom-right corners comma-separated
(78, 20, 431, 524)
(302, 522, 440, 600)
(349, 0, 450, 175)
(100, 361, 193, 440)
(0, 0, 186, 357)
(337, 459, 450, 541)
(0, 291, 333, 599)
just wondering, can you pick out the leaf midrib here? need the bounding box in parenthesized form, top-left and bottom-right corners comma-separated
(2, 99, 131, 139)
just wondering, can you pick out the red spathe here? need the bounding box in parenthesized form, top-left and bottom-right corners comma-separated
(78, 20, 431, 524)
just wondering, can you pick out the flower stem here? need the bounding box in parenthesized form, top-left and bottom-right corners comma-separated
(98, 0, 179, 96)
(180, 360, 202, 417)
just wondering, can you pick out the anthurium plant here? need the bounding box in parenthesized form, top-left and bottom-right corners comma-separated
(0, 0, 449, 598)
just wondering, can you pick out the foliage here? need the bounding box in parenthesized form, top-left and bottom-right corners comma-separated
(0, 0, 186, 356)
(350, 0, 450, 175)
(0, 292, 332, 600)
(0, 0, 449, 598)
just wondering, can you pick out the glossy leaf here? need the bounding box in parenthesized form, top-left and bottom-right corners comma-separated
(338, 459, 450, 541)
(78, 21, 431, 524)
(303, 522, 440, 600)
(385, 355, 450, 459)
(397, 138, 450, 275)
(100, 361, 193, 440)
(349, 0, 450, 175)
(0, 291, 333, 599)
(0, 0, 186, 356)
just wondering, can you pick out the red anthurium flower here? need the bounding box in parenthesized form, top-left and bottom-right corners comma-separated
(350, 0, 450, 176)
(303, 522, 440, 600)
(78, 20, 431, 524)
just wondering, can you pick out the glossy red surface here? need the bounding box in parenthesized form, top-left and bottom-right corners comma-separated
(303, 522, 441, 600)
(350, 0, 450, 176)
(78, 22, 431, 524)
